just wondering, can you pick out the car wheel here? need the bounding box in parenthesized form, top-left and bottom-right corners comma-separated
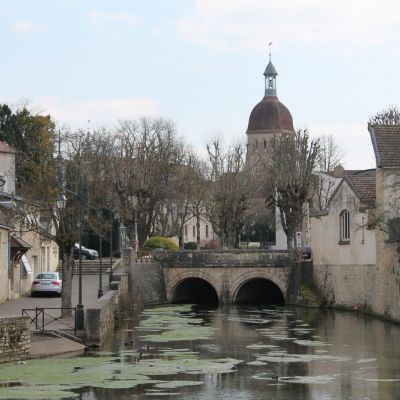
(82, 254, 87, 260)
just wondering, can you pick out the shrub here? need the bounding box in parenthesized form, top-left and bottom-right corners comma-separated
(184, 242, 197, 250)
(142, 236, 179, 251)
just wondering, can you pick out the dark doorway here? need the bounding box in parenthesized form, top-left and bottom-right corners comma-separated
(171, 278, 219, 304)
(234, 278, 284, 304)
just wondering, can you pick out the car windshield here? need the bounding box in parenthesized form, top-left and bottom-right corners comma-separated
(37, 273, 58, 280)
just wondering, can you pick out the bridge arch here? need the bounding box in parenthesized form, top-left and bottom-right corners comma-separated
(167, 271, 221, 304)
(231, 271, 286, 305)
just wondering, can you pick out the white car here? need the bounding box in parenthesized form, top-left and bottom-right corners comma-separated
(31, 272, 62, 296)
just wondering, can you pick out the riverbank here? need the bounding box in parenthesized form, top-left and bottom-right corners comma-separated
(30, 331, 86, 358)
(0, 275, 106, 362)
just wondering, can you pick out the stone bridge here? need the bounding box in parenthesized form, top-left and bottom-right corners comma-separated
(153, 250, 294, 304)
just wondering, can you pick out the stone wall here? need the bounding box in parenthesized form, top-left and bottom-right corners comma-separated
(85, 272, 129, 346)
(313, 264, 378, 312)
(131, 262, 167, 307)
(0, 317, 30, 363)
(286, 262, 321, 305)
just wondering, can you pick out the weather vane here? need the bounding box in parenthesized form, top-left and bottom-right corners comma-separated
(268, 42, 273, 60)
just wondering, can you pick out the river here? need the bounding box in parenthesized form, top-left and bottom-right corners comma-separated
(1, 304, 400, 399)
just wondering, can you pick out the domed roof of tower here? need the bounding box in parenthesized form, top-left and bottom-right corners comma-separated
(247, 57, 294, 134)
(247, 96, 294, 133)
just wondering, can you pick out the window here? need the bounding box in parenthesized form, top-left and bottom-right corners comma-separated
(0, 175, 8, 192)
(193, 226, 196, 238)
(340, 210, 350, 242)
(387, 217, 400, 242)
(184, 225, 188, 237)
(264, 139, 267, 150)
(206, 225, 209, 238)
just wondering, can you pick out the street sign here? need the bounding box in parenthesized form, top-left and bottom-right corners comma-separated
(296, 231, 302, 249)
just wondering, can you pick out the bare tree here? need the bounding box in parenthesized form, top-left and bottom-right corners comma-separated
(369, 105, 400, 126)
(12, 128, 93, 310)
(177, 154, 210, 249)
(103, 118, 186, 245)
(314, 134, 345, 211)
(266, 129, 320, 250)
(205, 139, 257, 248)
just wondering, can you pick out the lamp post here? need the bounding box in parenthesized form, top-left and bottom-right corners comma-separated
(56, 183, 85, 332)
(180, 212, 184, 250)
(76, 185, 84, 332)
(98, 209, 103, 298)
(174, 205, 184, 250)
(108, 209, 113, 285)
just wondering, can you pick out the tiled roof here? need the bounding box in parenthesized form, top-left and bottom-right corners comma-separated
(369, 125, 400, 168)
(346, 175, 376, 208)
(325, 168, 375, 178)
(0, 141, 16, 154)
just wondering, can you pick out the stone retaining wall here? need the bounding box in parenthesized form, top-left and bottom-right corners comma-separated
(85, 272, 129, 346)
(131, 262, 167, 307)
(313, 264, 377, 311)
(0, 317, 30, 363)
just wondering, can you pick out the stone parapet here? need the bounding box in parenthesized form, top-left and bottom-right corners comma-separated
(155, 249, 292, 268)
(0, 316, 30, 363)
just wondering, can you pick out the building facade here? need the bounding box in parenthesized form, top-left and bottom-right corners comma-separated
(0, 142, 59, 303)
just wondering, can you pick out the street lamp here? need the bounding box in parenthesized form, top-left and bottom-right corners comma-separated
(56, 192, 66, 209)
(174, 205, 184, 250)
(97, 210, 103, 299)
(108, 209, 113, 285)
(56, 184, 85, 332)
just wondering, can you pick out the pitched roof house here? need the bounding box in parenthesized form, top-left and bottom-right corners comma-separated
(311, 169, 376, 267)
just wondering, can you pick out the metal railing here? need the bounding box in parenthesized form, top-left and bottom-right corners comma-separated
(22, 307, 76, 334)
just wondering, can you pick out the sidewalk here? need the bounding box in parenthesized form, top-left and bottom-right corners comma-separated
(0, 275, 108, 357)
(30, 331, 86, 358)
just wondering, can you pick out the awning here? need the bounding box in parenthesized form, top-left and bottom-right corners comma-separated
(10, 235, 31, 264)
(11, 235, 32, 250)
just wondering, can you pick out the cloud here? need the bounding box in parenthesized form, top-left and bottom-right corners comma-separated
(10, 19, 46, 34)
(35, 97, 160, 129)
(176, 0, 400, 50)
(88, 10, 137, 31)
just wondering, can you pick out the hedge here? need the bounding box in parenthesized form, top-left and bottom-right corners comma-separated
(142, 236, 179, 251)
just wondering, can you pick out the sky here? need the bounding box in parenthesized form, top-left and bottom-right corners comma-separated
(1, 0, 400, 169)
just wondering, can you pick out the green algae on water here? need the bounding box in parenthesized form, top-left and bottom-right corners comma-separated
(0, 351, 241, 400)
(279, 375, 338, 384)
(138, 304, 215, 342)
(154, 381, 204, 389)
(0, 386, 80, 400)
